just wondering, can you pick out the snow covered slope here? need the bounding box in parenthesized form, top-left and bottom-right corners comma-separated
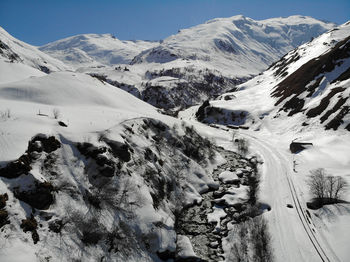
(0, 65, 224, 261)
(39, 34, 159, 68)
(132, 15, 336, 77)
(193, 21, 350, 132)
(0, 27, 71, 73)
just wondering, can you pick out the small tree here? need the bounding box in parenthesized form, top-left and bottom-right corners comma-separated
(308, 168, 327, 201)
(0, 109, 11, 119)
(326, 175, 336, 199)
(308, 168, 348, 204)
(333, 176, 348, 201)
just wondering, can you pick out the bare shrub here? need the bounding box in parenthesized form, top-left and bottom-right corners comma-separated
(333, 176, 348, 200)
(246, 172, 260, 206)
(308, 168, 348, 204)
(52, 108, 60, 119)
(68, 210, 106, 246)
(227, 222, 249, 262)
(308, 168, 327, 200)
(0, 109, 11, 119)
(236, 138, 249, 156)
(250, 216, 274, 262)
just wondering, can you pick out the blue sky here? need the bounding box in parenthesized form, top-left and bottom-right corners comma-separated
(1, 0, 349, 45)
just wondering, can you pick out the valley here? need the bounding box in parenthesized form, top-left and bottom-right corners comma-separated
(0, 14, 349, 262)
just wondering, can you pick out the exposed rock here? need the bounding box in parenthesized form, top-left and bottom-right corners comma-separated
(104, 139, 131, 162)
(15, 182, 55, 210)
(48, 219, 64, 233)
(0, 154, 32, 178)
(20, 216, 39, 244)
(28, 135, 61, 154)
(58, 121, 68, 127)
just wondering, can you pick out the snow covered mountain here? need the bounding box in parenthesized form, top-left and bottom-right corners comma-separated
(0, 26, 71, 74)
(132, 15, 336, 77)
(37, 15, 335, 111)
(1, 15, 350, 262)
(193, 21, 350, 132)
(40, 34, 159, 68)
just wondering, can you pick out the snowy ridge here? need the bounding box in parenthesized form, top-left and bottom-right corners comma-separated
(40, 34, 159, 68)
(0, 26, 71, 73)
(132, 15, 336, 77)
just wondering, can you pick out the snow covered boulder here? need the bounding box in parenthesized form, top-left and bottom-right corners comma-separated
(218, 171, 240, 185)
(176, 235, 198, 260)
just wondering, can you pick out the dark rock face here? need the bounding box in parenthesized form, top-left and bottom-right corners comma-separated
(196, 100, 210, 121)
(77, 142, 107, 159)
(157, 250, 175, 261)
(20, 216, 39, 244)
(104, 140, 131, 162)
(0, 39, 21, 62)
(0, 193, 8, 209)
(0, 135, 61, 179)
(0, 193, 9, 229)
(39, 65, 50, 74)
(0, 209, 9, 229)
(48, 219, 64, 233)
(0, 154, 32, 178)
(0, 135, 60, 212)
(28, 135, 61, 154)
(271, 35, 350, 130)
(15, 182, 55, 210)
(58, 121, 68, 127)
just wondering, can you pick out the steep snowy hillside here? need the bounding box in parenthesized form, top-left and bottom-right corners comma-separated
(40, 34, 159, 68)
(193, 21, 350, 132)
(0, 68, 232, 261)
(0, 27, 70, 73)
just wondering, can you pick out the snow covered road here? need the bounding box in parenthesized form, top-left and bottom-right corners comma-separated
(243, 133, 340, 262)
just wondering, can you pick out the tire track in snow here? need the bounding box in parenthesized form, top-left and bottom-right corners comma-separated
(286, 173, 330, 262)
